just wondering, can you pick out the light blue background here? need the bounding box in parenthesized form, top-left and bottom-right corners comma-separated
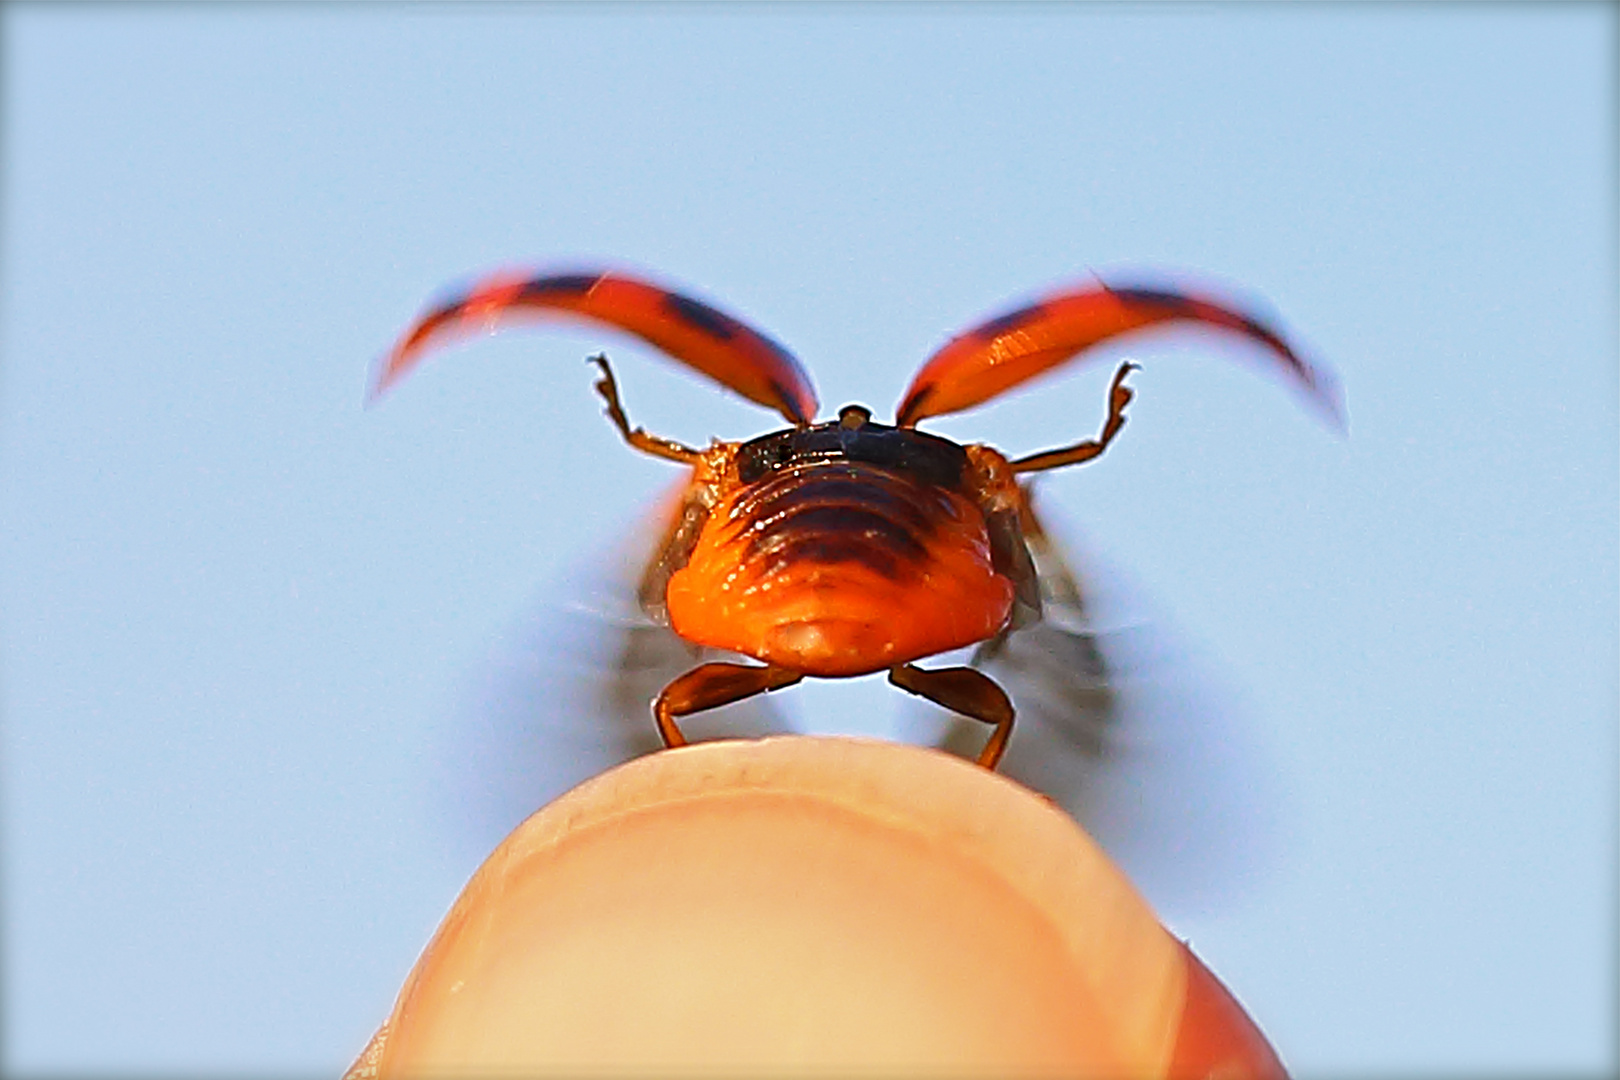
(3, 6, 1613, 1076)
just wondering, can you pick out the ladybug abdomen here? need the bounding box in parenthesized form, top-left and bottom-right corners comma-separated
(665, 462, 1014, 677)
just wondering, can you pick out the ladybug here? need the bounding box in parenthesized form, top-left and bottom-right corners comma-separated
(373, 268, 1341, 770)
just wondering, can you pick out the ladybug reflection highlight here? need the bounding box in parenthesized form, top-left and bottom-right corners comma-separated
(374, 268, 1340, 769)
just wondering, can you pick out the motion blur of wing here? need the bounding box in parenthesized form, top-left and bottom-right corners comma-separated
(908, 497, 1288, 919)
(428, 491, 793, 861)
(427, 482, 1284, 913)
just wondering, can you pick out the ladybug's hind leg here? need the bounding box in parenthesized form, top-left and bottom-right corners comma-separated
(653, 662, 803, 749)
(589, 353, 703, 465)
(888, 664, 1015, 770)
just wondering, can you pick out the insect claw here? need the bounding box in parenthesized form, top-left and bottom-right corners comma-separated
(587, 353, 631, 432)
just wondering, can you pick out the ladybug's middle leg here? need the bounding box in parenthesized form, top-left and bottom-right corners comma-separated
(653, 662, 803, 749)
(589, 353, 703, 464)
(888, 664, 1015, 770)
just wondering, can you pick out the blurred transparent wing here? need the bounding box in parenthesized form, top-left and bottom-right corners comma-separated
(914, 499, 1289, 918)
(428, 493, 793, 858)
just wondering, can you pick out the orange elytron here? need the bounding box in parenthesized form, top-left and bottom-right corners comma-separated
(374, 268, 1341, 769)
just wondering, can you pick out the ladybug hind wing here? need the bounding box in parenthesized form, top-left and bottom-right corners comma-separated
(962, 516, 1120, 773)
(965, 505, 1290, 917)
(430, 507, 794, 859)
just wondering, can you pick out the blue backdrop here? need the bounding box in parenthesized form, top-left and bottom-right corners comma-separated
(3, 7, 1613, 1075)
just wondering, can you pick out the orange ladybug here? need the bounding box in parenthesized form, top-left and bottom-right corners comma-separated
(374, 268, 1341, 769)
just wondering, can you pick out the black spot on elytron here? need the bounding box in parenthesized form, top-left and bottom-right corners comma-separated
(1109, 287, 1296, 363)
(769, 377, 809, 425)
(975, 302, 1048, 339)
(895, 385, 934, 427)
(424, 299, 466, 329)
(1106, 286, 1174, 306)
(518, 273, 601, 299)
(763, 336, 805, 371)
(663, 291, 739, 341)
(1237, 312, 1296, 359)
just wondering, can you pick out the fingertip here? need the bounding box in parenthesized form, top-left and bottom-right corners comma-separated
(354, 737, 1287, 1078)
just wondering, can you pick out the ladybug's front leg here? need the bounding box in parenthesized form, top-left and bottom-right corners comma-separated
(1008, 361, 1137, 475)
(589, 353, 704, 465)
(653, 663, 804, 749)
(888, 664, 1016, 770)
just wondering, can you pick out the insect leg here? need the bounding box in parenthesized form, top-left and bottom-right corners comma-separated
(589, 353, 703, 464)
(1009, 361, 1137, 474)
(888, 664, 1015, 770)
(653, 662, 804, 748)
